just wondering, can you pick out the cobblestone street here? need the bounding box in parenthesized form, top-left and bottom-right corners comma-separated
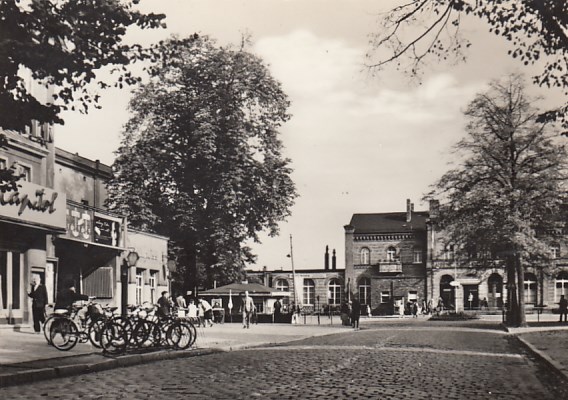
(2, 323, 567, 400)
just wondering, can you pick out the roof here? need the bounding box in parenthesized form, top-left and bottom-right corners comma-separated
(348, 212, 429, 234)
(200, 282, 290, 297)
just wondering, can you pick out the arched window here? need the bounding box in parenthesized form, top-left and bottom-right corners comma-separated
(360, 247, 370, 265)
(524, 273, 538, 305)
(358, 277, 371, 306)
(386, 247, 397, 262)
(303, 279, 315, 305)
(556, 272, 568, 302)
(328, 278, 342, 305)
(274, 279, 289, 292)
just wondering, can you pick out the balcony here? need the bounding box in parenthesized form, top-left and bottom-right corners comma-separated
(377, 260, 402, 273)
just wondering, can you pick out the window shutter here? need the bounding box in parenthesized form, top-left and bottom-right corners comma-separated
(83, 267, 113, 298)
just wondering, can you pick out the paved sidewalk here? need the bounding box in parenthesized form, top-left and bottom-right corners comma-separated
(0, 322, 349, 387)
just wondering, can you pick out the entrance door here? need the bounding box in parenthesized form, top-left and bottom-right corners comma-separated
(463, 285, 479, 309)
(0, 250, 23, 324)
(487, 274, 503, 308)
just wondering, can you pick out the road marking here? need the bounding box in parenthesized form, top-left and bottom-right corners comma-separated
(253, 345, 523, 359)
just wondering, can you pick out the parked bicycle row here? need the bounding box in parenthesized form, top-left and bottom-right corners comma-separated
(44, 298, 199, 355)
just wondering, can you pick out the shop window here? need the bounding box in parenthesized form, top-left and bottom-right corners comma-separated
(0, 251, 22, 311)
(303, 279, 315, 305)
(83, 267, 113, 299)
(360, 247, 370, 265)
(328, 278, 341, 305)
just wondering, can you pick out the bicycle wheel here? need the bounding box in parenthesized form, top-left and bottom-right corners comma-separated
(50, 318, 79, 351)
(88, 317, 106, 348)
(100, 320, 127, 355)
(167, 321, 192, 350)
(43, 315, 57, 345)
(187, 320, 197, 347)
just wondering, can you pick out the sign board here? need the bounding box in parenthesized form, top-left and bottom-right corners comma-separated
(0, 181, 66, 230)
(93, 213, 120, 247)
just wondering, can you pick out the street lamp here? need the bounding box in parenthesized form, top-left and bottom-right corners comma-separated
(121, 251, 139, 316)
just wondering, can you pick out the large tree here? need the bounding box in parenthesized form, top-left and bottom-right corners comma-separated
(367, 0, 568, 133)
(427, 75, 568, 327)
(0, 0, 165, 131)
(107, 35, 297, 291)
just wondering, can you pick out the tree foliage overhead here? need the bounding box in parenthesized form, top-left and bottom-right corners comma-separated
(367, 0, 568, 133)
(0, 0, 165, 131)
(427, 75, 568, 326)
(107, 35, 297, 289)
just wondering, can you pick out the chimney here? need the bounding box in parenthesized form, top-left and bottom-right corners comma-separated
(406, 199, 412, 222)
(325, 245, 330, 270)
(332, 249, 337, 270)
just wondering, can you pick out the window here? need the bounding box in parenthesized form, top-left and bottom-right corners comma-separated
(444, 244, 455, 260)
(556, 272, 568, 302)
(408, 291, 418, 302)
(83, 267, 113, 298)
(360, 248, 370, 265)
(413, 248, 422, 263)
(524, 273, 537, 305)
(380, 291, 390, 304)
(358, 277, 371, 305)
(386, 247, 397, 262)
(551, 244, 561, 259)
(275, 279, 289, 292)
(136, 269, 144, 305)
(328, 279, 341, 305)
(149, 271, 157, 304)
(14, 162, 31, 182)
(0, 157, 7, 170)
(303, 279, 315, 305)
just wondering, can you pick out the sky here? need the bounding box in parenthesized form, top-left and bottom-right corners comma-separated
(55, 0, 562, 271)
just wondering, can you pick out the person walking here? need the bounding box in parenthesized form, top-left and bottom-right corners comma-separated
(559, 295, 568, 323)
(28, 275, 48, 333)
(240, 291, 256, 329)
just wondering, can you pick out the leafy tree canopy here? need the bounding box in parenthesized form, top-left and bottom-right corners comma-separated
(427, 74, 568, 326)
(367, 0, 568, 133)
(107, 35, 297, 289)
(0, 0, 165, 131)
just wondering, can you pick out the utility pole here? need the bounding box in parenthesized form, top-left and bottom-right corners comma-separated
(289, 234, 298, 306)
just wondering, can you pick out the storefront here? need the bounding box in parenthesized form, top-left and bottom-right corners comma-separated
(0, 181, 66, 324)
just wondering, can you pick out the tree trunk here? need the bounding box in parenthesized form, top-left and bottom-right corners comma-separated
(516, 255, 528, 327)
(506, 256, 520, 326)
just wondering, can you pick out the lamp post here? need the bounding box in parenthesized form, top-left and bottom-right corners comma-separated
(121, 251, 139, 317)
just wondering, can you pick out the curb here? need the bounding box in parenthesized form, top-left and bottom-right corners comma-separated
(0, 347, 223, 388)
(513, 335, 568, 384)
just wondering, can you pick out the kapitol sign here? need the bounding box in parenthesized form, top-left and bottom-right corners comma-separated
(0, 181, 66, 230)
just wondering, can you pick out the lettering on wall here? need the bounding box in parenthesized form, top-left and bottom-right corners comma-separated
(0, 181, 66, 229)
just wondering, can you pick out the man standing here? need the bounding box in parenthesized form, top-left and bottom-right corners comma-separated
(351, 296, 361, 331)
(559, 295, 568, 323)
(198, 298, 214, 327)
(241, 291, 255, 329)
(273, 299, 282, 323)
(28, 275, 48, 333)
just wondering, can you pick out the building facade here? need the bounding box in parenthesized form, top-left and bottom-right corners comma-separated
(0, 124, 169, 326)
